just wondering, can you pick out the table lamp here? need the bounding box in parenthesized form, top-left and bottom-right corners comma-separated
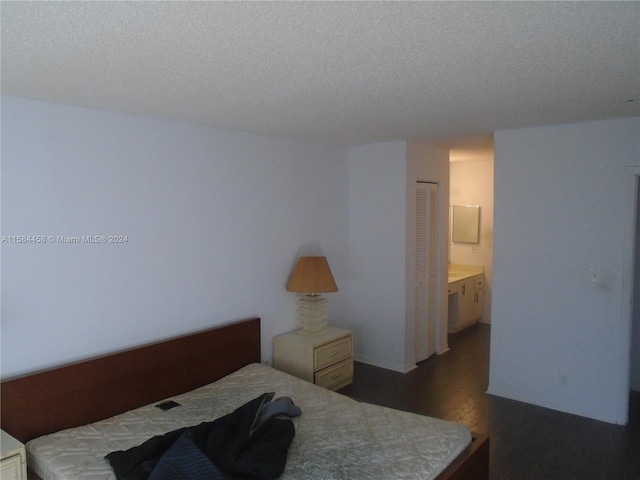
(286, 256, 338, 335)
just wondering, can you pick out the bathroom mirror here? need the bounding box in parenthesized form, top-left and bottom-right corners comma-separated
(452, 205, 480, 244)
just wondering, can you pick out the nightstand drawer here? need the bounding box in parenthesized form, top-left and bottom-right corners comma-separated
(273, 327, 354, 389)
(314, 336, 352, 370)
(1, 430, 26, 480)
(0, 453, 22, 480)
(315, 358, 353, 390)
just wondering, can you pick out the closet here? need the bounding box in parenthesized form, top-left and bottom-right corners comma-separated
(415, 181, 438, 362)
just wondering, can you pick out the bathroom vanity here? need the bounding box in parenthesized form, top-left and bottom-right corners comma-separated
(448, 264, 484, 333)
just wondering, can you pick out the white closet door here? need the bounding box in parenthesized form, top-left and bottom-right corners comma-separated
(415, 182, 438, 362)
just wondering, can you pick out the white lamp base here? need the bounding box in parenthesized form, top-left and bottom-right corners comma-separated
(297, 294, 328, 335)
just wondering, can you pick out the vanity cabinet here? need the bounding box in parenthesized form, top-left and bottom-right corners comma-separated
(448, 272, 484, 333)
(459, 278, 476, 328)
(474, 277, 484, 320)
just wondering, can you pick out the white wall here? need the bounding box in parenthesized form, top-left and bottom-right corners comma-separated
(450, 150, 494, 323)
(1, 97, 350, 378)
(347, 141, 449, 372)
(632, 178, 640, 392)
(347, 141, 408, 371)
(489, 117, 639, 424)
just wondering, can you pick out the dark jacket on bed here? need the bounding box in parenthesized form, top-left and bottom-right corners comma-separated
(105, 393, 298, 480)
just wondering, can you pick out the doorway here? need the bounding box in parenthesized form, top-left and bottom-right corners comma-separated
(448, 146, 494, 330)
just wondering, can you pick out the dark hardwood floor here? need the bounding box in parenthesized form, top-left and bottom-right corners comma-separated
(338, 323, 640, 480)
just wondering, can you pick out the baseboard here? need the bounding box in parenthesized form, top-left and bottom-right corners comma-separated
(353, 354, 415, 373)
(486, 385, 620, 425)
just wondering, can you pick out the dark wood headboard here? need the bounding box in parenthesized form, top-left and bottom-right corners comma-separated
(1, 317, 261, 443)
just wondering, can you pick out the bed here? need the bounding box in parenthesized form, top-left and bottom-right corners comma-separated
(1, 317, 489, 480)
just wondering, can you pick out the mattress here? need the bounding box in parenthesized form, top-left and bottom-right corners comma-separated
(27, 363, 471, 480)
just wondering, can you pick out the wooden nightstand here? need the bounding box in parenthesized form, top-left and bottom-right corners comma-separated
(1, 430, 27, 480)
(273, 327, 353, 390)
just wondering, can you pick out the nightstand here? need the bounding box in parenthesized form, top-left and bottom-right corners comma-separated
(1, 430, 27, 480)
(273, 327, 353, 390)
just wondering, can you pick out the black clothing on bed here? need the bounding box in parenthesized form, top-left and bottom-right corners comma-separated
(105, 392, 300, 480)
(148, 432, 228, 480)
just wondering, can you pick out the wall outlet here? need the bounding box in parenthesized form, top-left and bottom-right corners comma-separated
(559, 373, 569, 386)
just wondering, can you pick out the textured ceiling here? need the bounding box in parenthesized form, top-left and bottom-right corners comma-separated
(2, 1, 639, 148)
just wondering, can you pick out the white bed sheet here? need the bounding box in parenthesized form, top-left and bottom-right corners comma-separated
(27, 363, 471, 480)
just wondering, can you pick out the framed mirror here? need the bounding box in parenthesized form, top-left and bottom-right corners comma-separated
(452, 205, 480, 244)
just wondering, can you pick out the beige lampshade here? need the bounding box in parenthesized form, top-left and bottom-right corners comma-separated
(286, 256, 338, 293)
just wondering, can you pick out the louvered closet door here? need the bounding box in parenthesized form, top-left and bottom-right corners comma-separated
(415, 182, 438, 362)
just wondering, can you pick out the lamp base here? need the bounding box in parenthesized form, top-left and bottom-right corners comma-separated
(298, 322, 328, 336)
(296, 294, 328, 335)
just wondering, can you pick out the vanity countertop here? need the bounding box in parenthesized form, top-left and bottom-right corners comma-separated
(448, 264, 483, 284)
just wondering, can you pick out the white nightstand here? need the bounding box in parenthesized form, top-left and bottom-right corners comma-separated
(273, 327, 353, 390)
(1, 430, 27, 480)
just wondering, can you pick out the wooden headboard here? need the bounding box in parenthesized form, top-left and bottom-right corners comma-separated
(1, 317, 261, 443)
